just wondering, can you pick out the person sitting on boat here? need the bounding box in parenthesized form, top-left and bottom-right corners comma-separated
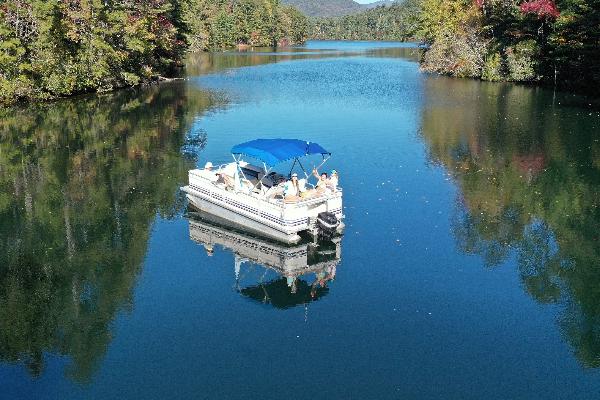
(298, 177, 310, 196)
(328, 170, 339, 191)
(284, 173, 302, 202)
(200, 161, 219, 182)
(201, 161, 235, 188)
(312, 168, 330, 193)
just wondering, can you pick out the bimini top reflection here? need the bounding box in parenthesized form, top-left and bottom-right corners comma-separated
(187, 211, 342, 310)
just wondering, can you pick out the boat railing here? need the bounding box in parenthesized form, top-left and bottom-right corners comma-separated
(244, 187, 341, 209)
(278, 189, 343, 208)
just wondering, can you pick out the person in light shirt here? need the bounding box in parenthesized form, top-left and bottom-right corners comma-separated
(201, 161, 235, 187)
(312, 168, 329, 193)
(312, 168, 339, 192)
(201, 161, 218, 182)
(284, 173, 301, 202)
(328, 170, 339, 191)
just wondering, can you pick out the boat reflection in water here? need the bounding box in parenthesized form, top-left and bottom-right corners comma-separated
(187, 211, 342, 310)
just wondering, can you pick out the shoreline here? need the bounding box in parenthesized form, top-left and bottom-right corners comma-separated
(3, 40, 599, 110)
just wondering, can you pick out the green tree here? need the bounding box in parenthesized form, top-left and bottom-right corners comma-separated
(0, 0, 189, 104)
(0, 0, 308, 104)
(187, 0, 308, 50)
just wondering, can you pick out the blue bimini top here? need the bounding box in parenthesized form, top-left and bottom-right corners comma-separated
(231, 139, 330, 167)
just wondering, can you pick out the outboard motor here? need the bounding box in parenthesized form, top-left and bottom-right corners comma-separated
(317, 212, 339, 240)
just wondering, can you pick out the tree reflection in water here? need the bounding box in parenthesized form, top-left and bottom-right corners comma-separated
(421, 78, 600, 367)
(0, 83, 219, 382)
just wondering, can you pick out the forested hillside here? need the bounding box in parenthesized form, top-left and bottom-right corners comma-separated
(0, 0, 308, 105)
(283, 0, 399, 17)
(311, 0, 421, 40)
(188, 0, 308, 50)
(419, 0, 600, 92)
(368, 1, 397, 7)
(282, 0, 364, 17)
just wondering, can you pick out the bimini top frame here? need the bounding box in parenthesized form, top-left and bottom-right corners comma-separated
(231, 139, 332, 190)
(231, 139, 330, 167)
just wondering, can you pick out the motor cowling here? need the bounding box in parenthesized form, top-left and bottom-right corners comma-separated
(317, 212, 339, 239)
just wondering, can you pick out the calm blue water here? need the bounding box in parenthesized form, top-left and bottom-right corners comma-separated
(1, 41, 599, 399)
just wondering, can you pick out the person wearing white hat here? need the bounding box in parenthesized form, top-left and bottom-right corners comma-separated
(200, 161, 219, 182)
(284, 173, 301, 202)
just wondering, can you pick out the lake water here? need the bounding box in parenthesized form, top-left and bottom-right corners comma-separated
(1, 41, 600, 399)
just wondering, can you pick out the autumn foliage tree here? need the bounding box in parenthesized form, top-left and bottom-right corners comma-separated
(419, 0, 600, 92)
(520, 0, 560, 19)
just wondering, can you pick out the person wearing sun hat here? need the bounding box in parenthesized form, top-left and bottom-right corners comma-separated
(284, 173, 301, 202)
(199, 161, 219, 182)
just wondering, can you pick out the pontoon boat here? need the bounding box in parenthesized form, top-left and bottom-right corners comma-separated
(181, 139, 344, 244)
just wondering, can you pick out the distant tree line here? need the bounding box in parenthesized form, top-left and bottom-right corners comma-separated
(419, 0, 600, 92)
(0, 0, 308, 105)
(311, 1, 423, 41)
(188, 0, 308, 50)
(311, 0, 599, 93)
